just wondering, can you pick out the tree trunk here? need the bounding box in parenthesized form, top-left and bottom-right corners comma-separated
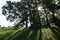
(46, 13, 50, 26)
(52, 13, 56, 23)
(38, 12, 42, 28)
(26, 20, 28, 27)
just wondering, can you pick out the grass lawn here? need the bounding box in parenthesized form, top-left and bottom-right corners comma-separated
(0, 26, 60, 40)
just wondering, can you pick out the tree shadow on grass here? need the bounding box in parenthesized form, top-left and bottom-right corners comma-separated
(9, 27, 42, 40)
(12, 28, 33, 40)
(6, 27, 27, 40)
(0, 32, 12, 40)
(49, 26, 60, 40)
(0, 27, 26, 40)
(8, 27, 31, 40)
(28, 27, 41, 40)
(6, 25, 60, 40)
(0, 27, 43, 40)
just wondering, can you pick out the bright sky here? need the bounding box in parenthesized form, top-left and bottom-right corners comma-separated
(0, 0, 20, 27)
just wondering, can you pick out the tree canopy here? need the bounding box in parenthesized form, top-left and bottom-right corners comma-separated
(2, 0, 60, 28)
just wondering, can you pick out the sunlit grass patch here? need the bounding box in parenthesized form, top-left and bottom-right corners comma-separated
(0, 28, 15, 35)
(42, 28, 56, 40)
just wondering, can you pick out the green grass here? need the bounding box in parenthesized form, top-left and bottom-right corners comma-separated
(0, 26, 60, 40)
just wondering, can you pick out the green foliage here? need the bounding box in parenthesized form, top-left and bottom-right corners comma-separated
(2, 0, 60, 28)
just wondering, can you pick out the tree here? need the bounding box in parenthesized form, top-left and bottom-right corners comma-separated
(2, 0, 60, 28)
